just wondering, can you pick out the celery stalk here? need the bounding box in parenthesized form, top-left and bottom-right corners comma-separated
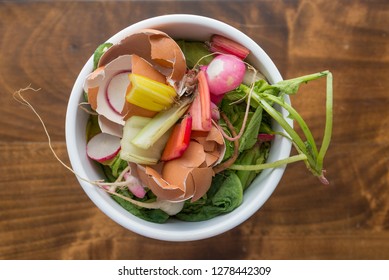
(120, 116, 171, 165)
(131, 97, 192, 149)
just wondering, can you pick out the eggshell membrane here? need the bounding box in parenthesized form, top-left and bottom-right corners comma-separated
(98, 29, 186, 84)
(98, 115, 123, 138)
(84, 67, 104, 110)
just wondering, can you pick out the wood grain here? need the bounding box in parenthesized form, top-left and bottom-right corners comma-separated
(1, 0, 389, 260)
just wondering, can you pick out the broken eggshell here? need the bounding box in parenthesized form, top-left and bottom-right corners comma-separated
(83, 29, 187, 136)
(136, 123, 225, 203)
(84, 55, 132, 127)
(98, 29, 186, 86)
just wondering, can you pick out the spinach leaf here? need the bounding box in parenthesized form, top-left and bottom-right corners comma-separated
(99, 154, 127, 183)
(235, 142, 270, 190)
(176, 171, 243, 221)
(176, 40, 214, 68)
(85, 114, 101, 141)
(93, 42, 113, 70)
(109, 155, 128, 178)
(112, 189, 170, 224)
(239, 105, 263, 152)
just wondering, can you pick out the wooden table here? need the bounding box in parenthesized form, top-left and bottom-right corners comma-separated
(1, 0, 388, 260)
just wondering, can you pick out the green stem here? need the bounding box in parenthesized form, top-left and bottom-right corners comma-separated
(261, 93, 319, 157)
(315, 71, 333, 172)
(230, 154, 307, 171)
(258, 98, 308, 156)
(276, 71, 329, 94)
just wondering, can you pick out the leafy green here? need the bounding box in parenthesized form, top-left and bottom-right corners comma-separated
(93, 42, 113, 70)
(235, 142, 270, 190)
(176, 171, 243, 221)
(239, 105, 263, 152)
(176, 40, 214, 69)
(112, 188, 170, 223)
(227, 71, 333, 182)
(85, 114, 101, 141)
(110, 155, 128, 178)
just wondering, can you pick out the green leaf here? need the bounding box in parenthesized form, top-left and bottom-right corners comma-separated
(93, 42, 113, 70)
(176, 171, 243, 221)
(112, 189, 170, 223)
(239, 105, 263, 152)
(235, 143, 270, 190)
(176, 40, 214, 68)
(85, 114, 101, 141)
(109, 155, 128, 178)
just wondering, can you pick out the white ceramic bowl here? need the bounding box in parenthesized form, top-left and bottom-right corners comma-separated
(66, 14, 292, 241)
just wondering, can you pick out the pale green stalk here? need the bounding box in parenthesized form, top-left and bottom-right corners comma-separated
(230, 154, 307, 171)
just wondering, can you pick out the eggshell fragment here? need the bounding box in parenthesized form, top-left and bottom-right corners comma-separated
(143, 166, 185, 201)
(122, 103, 158, 120)
(135, 123, 226, 203)
(131, 54, 166, 84)
(98, 29, 186, 85)
(189, 167, 214, 202)
(192, 124, 225, 167)
(171, 141, 206, 168)
(162, 163, 195, 201)
(98, 115, 123, 138)
(84, 55, 133, 126)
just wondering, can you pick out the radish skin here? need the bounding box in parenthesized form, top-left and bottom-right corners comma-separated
(123, 172, 146, 198)
(87, 133, 121, 163)
(205, 54, 246, 96)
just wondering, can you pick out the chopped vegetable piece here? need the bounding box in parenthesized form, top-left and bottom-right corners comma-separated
(131, 97, 192, 149)
(126, 73, 177, 111)
(188, 70, 212, 131)
(209, 34, 250, 60)
(120, 116, 171, 164)
(106, 72, 131, 114)
(86, 132, 121, 163)
(161, 114, 193, 161)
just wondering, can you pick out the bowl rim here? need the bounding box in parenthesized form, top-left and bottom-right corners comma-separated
(65, 14, 292, 241)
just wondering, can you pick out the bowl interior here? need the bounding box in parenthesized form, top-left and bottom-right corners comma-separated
(66, 14, 292, 241)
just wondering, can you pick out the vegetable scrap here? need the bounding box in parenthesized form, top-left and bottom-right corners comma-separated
(80, 29, 333, 223)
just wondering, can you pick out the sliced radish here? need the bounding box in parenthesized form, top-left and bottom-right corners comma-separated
(86, 132, 121, 163)
(106, 72, 131, 114)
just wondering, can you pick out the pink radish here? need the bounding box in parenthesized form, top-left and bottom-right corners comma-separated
(86, 132, 121, 163)
(106, 72, 131, 114)
(123, 172, 146, 198)
(205, 54, 246, 96)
